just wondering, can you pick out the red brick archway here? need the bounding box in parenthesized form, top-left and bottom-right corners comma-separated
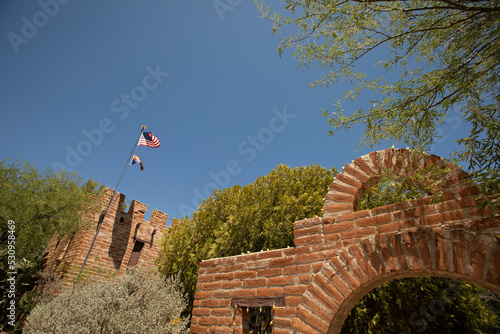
(191, 149, 500, 334)
(294, 228, 500, 333)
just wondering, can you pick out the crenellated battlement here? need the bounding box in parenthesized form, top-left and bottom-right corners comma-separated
(44, 188, 168, 288)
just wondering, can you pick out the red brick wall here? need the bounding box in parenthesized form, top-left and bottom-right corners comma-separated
(44, 188, 167, 288)
(191, 149, 500, 334)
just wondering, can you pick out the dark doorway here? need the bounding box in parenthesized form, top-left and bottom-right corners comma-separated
(128, 241, 144, 267)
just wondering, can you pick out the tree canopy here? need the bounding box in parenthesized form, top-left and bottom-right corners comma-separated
(258, 0, 500, 209)
(0, 159, 101, 261)
(156, 164, 337, 311)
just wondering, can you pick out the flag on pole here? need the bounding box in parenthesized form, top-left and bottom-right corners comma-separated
(138, 132, 160, 148)
(130, 155, 144, 170)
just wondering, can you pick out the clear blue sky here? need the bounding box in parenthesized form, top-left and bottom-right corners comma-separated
(0, 1, 469, 225)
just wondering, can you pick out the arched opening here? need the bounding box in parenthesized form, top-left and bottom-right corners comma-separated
(340, 275, 500, 333)
(323, 149, 467, 220)
(334, 176, 500, 332)
(356, 179, 427, 212)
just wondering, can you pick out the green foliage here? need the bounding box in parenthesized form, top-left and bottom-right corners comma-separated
(0, 159, 102, 261)
(0, 159, 102, 331)
(0, 253, 49, 333)
(342, 277, 500, 334)
(23, 268, 189, 334)
(258, 0, 500, 210)
(457, 106, 500, 210)
(157, 164, 336, 312)
(357, 180, 427, 211)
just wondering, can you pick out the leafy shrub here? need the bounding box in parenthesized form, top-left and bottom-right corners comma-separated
(23, 268, 188, 334)
(157, 164, 337, 313)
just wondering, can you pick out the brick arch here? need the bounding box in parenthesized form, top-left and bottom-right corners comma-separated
(323, 148, 467, 219)
(190, 149, 499, 334)
(293, 228, 500, 334)
(293, 148, 498, 334)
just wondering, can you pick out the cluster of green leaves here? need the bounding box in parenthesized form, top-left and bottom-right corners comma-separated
(357, 179, 427, 211)
(0, 159, 102, 261)
(457, 106, 500, 210)
(0, 255, 49, 333)
(258, 0, 500, 210)
(24, 268, 189, 334)
(342, 276, 500, 334)
(156, 164, 336, 312)
(0, 159, 102, 331)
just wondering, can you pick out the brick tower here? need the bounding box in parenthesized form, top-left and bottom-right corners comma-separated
(44, 188, 168, 288)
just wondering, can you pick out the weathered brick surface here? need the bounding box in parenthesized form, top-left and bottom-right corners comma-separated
(43, 188, 167, 288)
(177, 150, 500, 334)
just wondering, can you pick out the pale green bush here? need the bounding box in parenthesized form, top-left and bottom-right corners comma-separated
(24, 268, 188, 334)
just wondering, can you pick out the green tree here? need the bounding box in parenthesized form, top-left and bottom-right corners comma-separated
(23, 268, 189, 334)
(258, 0, 500, 209)
(157, 164, 336, 312)
(0, 159, 102, 331)
(0, 159, 101, 261)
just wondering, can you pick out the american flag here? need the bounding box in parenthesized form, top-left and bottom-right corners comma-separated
(138, 132, 160, 148)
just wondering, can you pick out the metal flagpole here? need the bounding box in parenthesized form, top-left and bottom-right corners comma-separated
(74, 125, 146, 285)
